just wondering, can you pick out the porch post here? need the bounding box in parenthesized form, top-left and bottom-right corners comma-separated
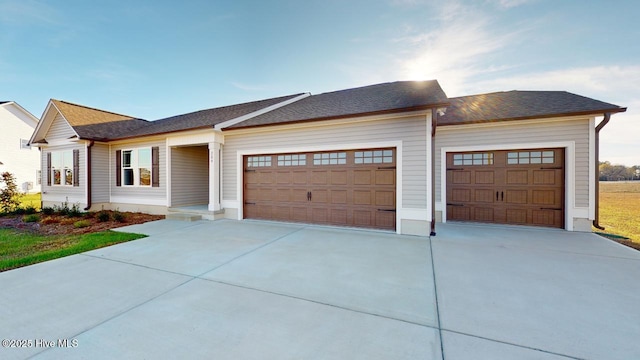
(208, 142, 222, 211)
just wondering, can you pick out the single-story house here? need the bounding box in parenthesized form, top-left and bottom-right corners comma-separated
(29, 81, 626, 235)
(0, 101, 41, 193)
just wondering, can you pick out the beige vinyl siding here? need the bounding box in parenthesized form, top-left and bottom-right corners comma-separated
(435, 118, 590, 207)
(170, 145, 209, 206)
(41, 145, 86, 206)
(91, 143, 110, 203)
(110, 140, 166, 203)
(223, 115, 428, 209)
(45, 114, 76, 142)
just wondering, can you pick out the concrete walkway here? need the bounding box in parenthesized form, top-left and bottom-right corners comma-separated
(0, 220, 638, 359)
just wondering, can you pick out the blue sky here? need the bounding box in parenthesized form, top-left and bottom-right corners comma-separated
(1, 0, 638, 165)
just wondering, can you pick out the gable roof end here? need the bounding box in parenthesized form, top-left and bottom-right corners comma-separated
(439, 91, 627, 126)
(227, 80, 450, 129)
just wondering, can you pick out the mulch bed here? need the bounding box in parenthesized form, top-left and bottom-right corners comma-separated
(0, 211, 165, 235)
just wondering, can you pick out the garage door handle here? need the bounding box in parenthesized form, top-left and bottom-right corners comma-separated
(307, 191, 312, 201)
(496, 191, 499, 201)
(501, 191, 504, 201)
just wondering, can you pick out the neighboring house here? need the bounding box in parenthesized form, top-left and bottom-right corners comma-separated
(0, 101, 41, 193)
(29, 81, 626, 235)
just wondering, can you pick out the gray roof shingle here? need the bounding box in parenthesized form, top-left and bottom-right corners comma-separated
(70, 93, 304, 141)
(438, 91, 626, 125)
(227, 80, 449, 129)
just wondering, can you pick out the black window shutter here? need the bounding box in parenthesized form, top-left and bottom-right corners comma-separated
(152, 146, 160, 187)
(116, 150, 122, 187)
(46, 152, 52, 186)
(73, 149, 80, 187)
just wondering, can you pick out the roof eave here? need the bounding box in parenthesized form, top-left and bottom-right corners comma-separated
(438, 107, 627, 126)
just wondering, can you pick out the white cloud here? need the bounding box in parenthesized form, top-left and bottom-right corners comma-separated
(487, 0, 535, 9)
(230, 81, 270, 92)
(393, 1, 518, 94)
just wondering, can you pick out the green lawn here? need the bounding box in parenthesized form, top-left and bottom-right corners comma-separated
(0, 229, 146, 272)
(599, 182, 640, 242)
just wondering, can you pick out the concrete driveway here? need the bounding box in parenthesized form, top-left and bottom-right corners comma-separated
(0, 220, 638, 359)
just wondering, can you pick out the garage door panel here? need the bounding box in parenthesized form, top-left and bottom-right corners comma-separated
(506, 170, 528, 185)
(375, 191, 395, 207)
(330, 170, 348, 185)
(244, 149, 395, 231)
(354, 170, 372, 185)
(475, 171, 495, 184)
(473, 208, 495, 222)
(452, 189, 470, 202)
(330, 190, 347, 204)
(375, 170, 395, 185)
(452, 171, 471, 184)
(447, 148, 564, 229)
(506, 190, 527, 204)
(474, 189, 494, 203)
(353, 190, 372, 205)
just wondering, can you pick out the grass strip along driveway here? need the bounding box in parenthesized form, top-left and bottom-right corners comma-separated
(0, 229, 145, 272)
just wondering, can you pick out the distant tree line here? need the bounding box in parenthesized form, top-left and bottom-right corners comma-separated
(600, 161, 640, 181)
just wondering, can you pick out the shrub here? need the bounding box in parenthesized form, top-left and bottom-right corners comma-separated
(96, 211, 111, 223)
(113, 210, 126, 223)
(14, 207, 26, 215)
(67, 203, 83, 218)
(73, 220, 91, 228)
(23, 214, 40, 223)
(54, 202, 70, 216)
(0, 172, 23, 214)
(41, 207, 55, 215)
(24, 205, 37, 215)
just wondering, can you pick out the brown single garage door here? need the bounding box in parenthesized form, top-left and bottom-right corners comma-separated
(244, 148, 396, 230)
(446, 148, 564, 228)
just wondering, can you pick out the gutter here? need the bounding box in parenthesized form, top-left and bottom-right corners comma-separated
(430, 108, 438, 236)
(592, 113, 611, 230)
(84, 141, 94, 211)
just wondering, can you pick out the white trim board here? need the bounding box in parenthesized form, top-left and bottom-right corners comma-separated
(439, 141, 576, 231)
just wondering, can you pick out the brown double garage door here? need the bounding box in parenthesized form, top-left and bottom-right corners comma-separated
(447, 148, 565, 228)
(243, 148, 396, 230)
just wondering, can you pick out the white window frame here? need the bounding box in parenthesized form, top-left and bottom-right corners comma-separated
(121, 148, 152, 187)
(51, 150, 73, 187)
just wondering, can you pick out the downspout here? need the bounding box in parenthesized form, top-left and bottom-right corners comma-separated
(592, 113, 611, 230)
(84, 141, 94, 211)
(430, 108, 438, 236)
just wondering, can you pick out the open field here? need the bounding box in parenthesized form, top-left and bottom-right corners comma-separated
(598, 181, 640, 242)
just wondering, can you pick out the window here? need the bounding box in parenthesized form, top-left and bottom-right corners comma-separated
(355, 150, 393, 164)
(122, 148, 152, 186)
(51, 150, 73, 186)
(20, 139, 30, 149)
(453, 153, 494, 166)
(507, 151, 554, 165)
(277, 154, 306, 166)
(313, 152, 346, 165)
(247, 156, 272, 167)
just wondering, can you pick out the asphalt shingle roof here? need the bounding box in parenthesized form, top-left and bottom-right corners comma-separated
(227, 80, 449, 129)
(68, 94, 304, 141)
(438, 91, 626, 125)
